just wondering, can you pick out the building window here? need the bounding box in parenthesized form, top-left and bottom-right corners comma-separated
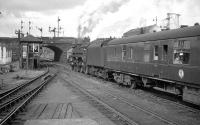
(153, 45, 159, 60)
(33, 44, 39, 53)
(22, 45, 27, 58)
(29, 44, 33, 52)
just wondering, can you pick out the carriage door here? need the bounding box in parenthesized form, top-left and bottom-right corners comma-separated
(152, 42, 160, 77)
(160, 40, 169, 78)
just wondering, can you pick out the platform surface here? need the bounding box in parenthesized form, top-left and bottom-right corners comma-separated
(24, 119, 99, 125)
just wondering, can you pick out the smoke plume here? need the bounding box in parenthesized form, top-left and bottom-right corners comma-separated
(78, 0, 129, 38)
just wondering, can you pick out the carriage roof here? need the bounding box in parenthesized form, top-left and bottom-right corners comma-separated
(108, 25, 200, 45)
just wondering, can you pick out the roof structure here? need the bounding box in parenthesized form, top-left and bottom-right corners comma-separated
(123, 24, 161, 37)
(0, 37, 17, 43)
(20, 35, 42, 43)
(88, 38, 113, 48)
(108, 25, 200, 45)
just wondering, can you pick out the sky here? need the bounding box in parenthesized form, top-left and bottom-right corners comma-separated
(0, 0, 200, 40)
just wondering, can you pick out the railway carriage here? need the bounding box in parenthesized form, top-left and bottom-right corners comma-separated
(86, 38, 113, 78)
(104, 26, 200, 105)
(73, 25, 200, 105)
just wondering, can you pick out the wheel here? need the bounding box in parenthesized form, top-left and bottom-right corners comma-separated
(130, 81, 137, 89)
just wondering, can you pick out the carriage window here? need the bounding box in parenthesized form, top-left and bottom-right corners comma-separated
(128, 47, 133, 59)
(162, 45, 168, 60)
(122, 45, 127, 60)
(173, 51, 190, 64)
(153, 45, 159, 60)
(173, 40, 190, 64)
(114, 48, 117, 57)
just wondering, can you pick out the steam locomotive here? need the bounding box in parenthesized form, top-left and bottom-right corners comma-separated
(70, 25, 200, 105)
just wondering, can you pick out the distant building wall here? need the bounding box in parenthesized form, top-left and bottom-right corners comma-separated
(167, 13, 180, 29)
(0, 42, 13, 64)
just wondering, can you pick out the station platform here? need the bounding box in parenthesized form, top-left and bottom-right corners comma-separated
(24, 119, 98, 125)
(21, 69, 116, 125)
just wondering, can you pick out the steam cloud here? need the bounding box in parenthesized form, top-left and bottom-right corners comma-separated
(77, 0, 200, 40)
(78, 0, 129, 38)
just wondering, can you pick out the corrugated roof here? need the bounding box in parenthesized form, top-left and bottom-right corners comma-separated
(108, 25, 200, 45)
(20, 35, 42, 43)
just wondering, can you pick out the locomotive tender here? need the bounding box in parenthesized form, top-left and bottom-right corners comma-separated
(72, 25, 200, 105)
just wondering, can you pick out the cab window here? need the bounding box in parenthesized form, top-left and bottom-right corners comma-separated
(173, 40, 190, 64)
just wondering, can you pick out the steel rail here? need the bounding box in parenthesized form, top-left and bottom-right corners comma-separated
(92, 75, 200, 113)
(73, 72, 181, 125)
(78, 69, 200, 113)
(0, 83, 43, 111)
(0, 74, 56, 125)
(0, 70, 48, 102)
(67, 79, 139, 125)
(100, 88, 178, 125)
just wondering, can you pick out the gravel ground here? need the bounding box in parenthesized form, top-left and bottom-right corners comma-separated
(60, 65, 200, 125)
(0, 70, 45, 93)
(12, 64, 200, 125)
(22, 71, 116, 125)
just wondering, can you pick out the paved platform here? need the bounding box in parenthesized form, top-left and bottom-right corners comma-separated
(21, 73, 116, 125)
(24, 119, 98, 125)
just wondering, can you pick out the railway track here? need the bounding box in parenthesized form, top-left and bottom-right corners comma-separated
(0, 71, 48, 103)
(62, 78, 138, 125)
(79, 70, 200, 112)
(0, 68, 49, 96)
(0, 72, 56, 125)
(92, 87, 178, 125)
(59, 64, 200, 125)
(61, 71, 177, 125)
(81, 74, 200, 124)
(105, 78, 200, 113)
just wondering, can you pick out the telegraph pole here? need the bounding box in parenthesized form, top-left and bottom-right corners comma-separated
(49, 26, 56, 38)
(153, 16, 157, 25)
(57, 17, 60, 37)
(28, 21, 31, 35)
(39, 27, 43, 38)
(21, 20, 24, 34)
(36, 26, 43, 38)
